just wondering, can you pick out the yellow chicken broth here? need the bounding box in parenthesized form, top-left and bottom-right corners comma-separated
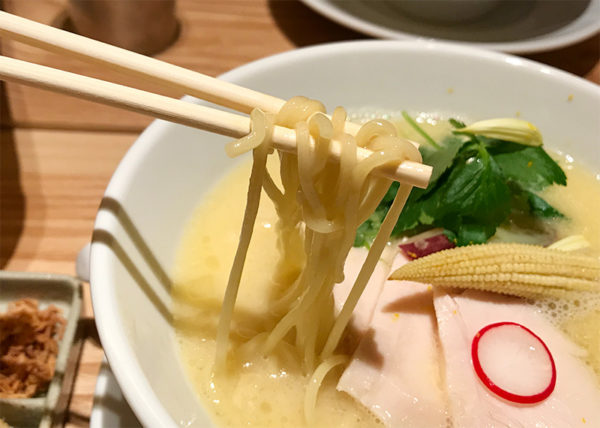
(172, 158, 383, 428)
(172, 120, 600, 426)
(540, 155, 600, 376)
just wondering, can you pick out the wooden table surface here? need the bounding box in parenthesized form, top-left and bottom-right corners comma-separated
(1, 0, 598, 426)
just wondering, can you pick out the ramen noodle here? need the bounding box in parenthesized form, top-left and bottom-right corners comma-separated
(173, 104, 600, 427)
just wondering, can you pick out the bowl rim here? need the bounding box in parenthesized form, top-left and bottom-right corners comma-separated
(90, 39, 600, 428)
(299, 0, 600, 54)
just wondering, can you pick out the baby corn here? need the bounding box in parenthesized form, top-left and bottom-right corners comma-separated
(390, 243, 600, 299)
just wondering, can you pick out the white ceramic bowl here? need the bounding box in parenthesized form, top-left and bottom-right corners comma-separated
(90, 41, 600, 428)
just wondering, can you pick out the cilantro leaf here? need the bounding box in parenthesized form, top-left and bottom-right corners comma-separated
(374, 135, 466, 236)
(392, 197, 427, 235)
(354, 205, 387, 248)
(526, 191, 563, 218)
(424, 143, 511, 227)
(381, 181, 399, 204)
(455, 222, 496, 246)
(353, 120, 568, 248)
(420, 135, 465, 190)
(449, 118, 466, 129)
(508, 180, 564, 219)
(392, 141, 511, 241)
(488, 142, 566, 191)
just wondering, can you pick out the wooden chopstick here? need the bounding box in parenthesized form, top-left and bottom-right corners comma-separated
(0, 55, 431, 188)
(0, 11, 284, 115)
(0, 11, 365, 135)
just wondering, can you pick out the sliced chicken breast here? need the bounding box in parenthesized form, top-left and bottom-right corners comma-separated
(333, 245, 396, 340)
(434, 289, 600, 428)
(338, 253, 447, 428)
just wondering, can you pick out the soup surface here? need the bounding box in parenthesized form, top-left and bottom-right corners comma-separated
(172, 115, 600, 427)
(173, 157, 383, 427)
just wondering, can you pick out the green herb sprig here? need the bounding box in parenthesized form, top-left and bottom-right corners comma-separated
(354, 114, 566, 248)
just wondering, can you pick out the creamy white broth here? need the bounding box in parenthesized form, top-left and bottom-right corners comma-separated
(172, 118, 600, 427)
(542, 160, 600, 255)
(172, 159, 382, 428)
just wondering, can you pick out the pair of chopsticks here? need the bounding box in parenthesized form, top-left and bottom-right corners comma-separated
(0, 11, 431, 188)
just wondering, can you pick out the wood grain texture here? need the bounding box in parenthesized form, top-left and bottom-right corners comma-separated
(1, 0, 364, 131)
(1, 129, 136, 273)
(2, 1, 597, 131)
(0, 128, 133, 427)
(0, 124, 135, 427)
(0, 0, 598, 426)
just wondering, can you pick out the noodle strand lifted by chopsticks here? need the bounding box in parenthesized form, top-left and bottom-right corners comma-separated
(213, 97, 422, 419)
(320, 183, 413, 360)
(214, 109, 273, 371)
